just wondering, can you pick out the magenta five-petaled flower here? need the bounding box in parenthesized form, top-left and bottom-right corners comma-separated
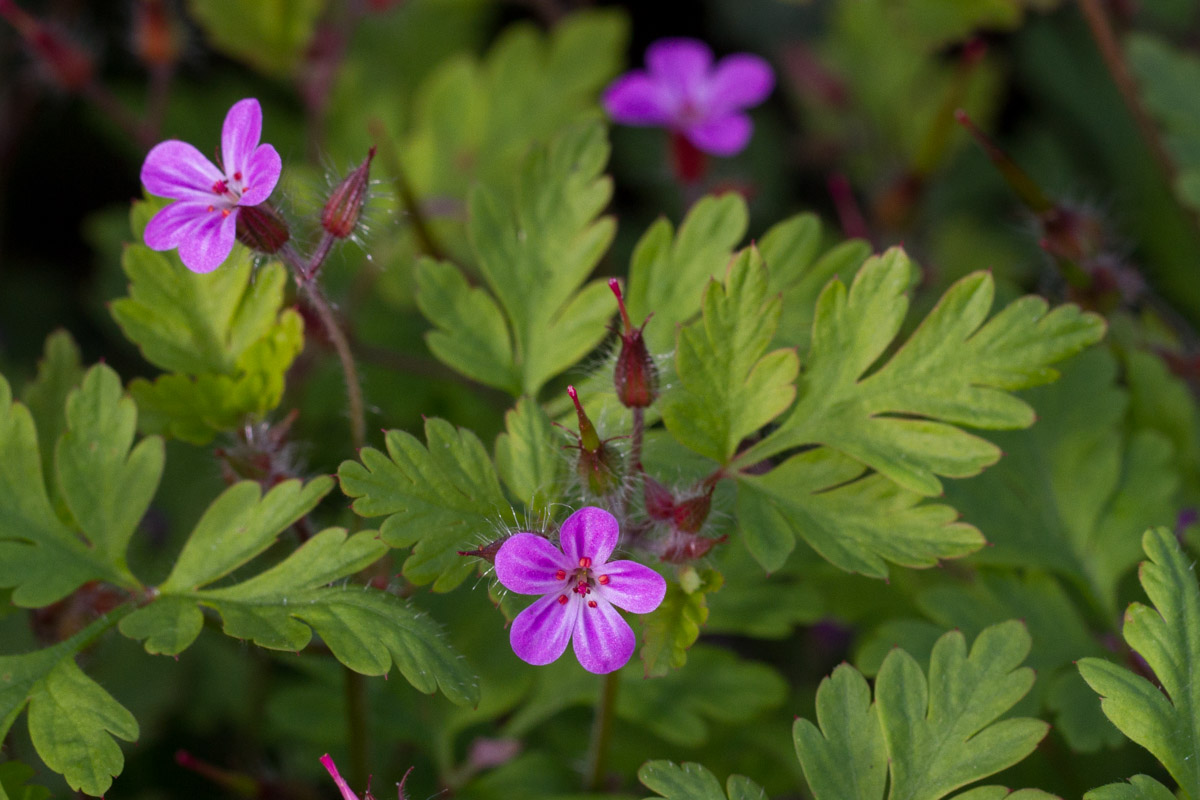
(603, 37, 774, 156)
(495, 506, 666, 674)
(140, 97, 282, 273)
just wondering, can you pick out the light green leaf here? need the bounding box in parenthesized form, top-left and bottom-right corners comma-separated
(186, 0, 324, 77)
(118, 594, 205, 656)
(951, 789, 1059, 800)
(794, 664, 887, 800)
(877, 621, 1048, 800)
(0, 367, 156, 606)
(21, 329, 83, 510)
(661, 248, 799, 464)
(1127, 34, 1200, 215)
(495, 397, 567, 515)
(741, 249, 1106, 495)
(339, 418, 510, 590)
(627, 194, 749, 353)
(639, 567, 722, 677)
(0, 760, 52, 800)
(639, 761, 766, 800)
(1078, 528, 1200, 799)
(0, 614, 136, 798)
(736, 448, 983, 576)
(1085, 776, 1178, 800)
(159, 477, 333, 593)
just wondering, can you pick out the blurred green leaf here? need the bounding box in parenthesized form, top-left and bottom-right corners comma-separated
(1079, 528, 1200, 798)
(661, 248, 799, 465)
(20, 330, 83, 512)
(639, 760, 766, 800)
(1085, 776, 1178, 800)
(339, 418, 509, 591)
(0, 761, 51, 800)
(186, 0, 325, 77)
(639, 567, 722, 677)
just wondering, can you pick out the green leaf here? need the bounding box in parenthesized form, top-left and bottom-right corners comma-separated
(877, 621, 1048, 800)
(0, 367, 158, 606)
(1078, 528, 1200, 799)
(639, 567, 722, 677)
(111, 229, 303, 443)
(0, 761, 51, 800)
(740, 249, 1106, 495)
(794, 664, 888, 800)
(495, 397, 567, 515)
(21, 330, 83, 511)
(1127, 35, 1200, 215)
(661, 248, 799, 464)
(0, 614, 136, 797)
(627, 194, 750, 353)
(186, 0, 325, 77)
(951, 789, 1059, 800)
(158, 477, 333, 593)
(946, 348, 1178, 615)
(1085, 776, 1178, 800)
(736, 448, 983, 576)
(418, 121, 616, 396)
(339, 418, 510, 590)
(639, 761, 766, 800)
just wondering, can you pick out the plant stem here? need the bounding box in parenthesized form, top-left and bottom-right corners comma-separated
(583, 670, 620, 791)
(344, 668, 370, 789)
(630, 407, 645, 473)
(368, 117, 447, 260)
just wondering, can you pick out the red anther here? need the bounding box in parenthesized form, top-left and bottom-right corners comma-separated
(212, 179, 228, 194)
(588, 600, 598, 608)
(206, 205, 215, 213)
(221, 208, 231, 218)
(579, 556, 591, 568)
(555, 570, 566, 581)
(233, 171, 242, 181)
(557, 595, 568, 605)
(598, 574, 609, 585)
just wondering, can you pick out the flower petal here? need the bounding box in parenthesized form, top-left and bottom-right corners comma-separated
(495, 533, 572, 595)
(176, 207, 238, 273)
(559, 506, 619, 567)
(572, 595, 635, 674)
(141, 140, 223, 200)
(238, 144, 282, 206)
(221, 98, 264, 179)
(707, 54, 774, 116)
(603, 72, 673, 125)
(143, 200, 215, 251)
(685, 113, 753, 156)
(510, 592, 580, 666)
(646, 38, 713, 102)
(595, 560, 666, 614)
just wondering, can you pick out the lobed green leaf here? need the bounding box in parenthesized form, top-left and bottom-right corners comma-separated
(639, 760, 766, 800)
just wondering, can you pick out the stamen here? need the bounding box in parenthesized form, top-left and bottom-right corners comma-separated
(588, 600, 597, 608)
(206, 205, 215, 213)
(557, 595, 568, 605)
(221, 208, 231, 218)
(211, 179, 227, 194)
(555, 570, 566, 581)
(598, 574, 609, 585)
(233, 171, 242, 181)
(579, 557, 591, 568)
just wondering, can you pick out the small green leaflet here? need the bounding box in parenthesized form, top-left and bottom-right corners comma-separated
(0, 366, 161, 607)
(186, 0, 324, 77)
(1078, 528, 1200, 800)
(639, 567, 722, 677)
(0, 614, 137, 798)
(339, 417, 511, 590)
(112, 203, 303, 444)
(738, 248, 1106, 496)
(661, 247, 799, 465)
(21, 330, 84, 514)
(795, 621, 1048, 800)
(736, 447, 982, 576)
(639, 760, 767, 800)
(417, 121, 616, 396)
(0, 760, 52, 800)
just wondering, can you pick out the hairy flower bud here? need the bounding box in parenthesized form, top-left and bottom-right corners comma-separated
(609, 279, 658, 408)
(323, 148, 375, 239)
(132, 0, 180, 68)
(643, 475, 675, 521)
(567, 385, 622, 496)
(672, 486, 714, 534)
(235, 203, 290, 255)
(0, 2, 93, 90)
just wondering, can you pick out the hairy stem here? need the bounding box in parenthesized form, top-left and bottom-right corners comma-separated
(368, 117, 447, 260)
(583, 670, 620, 791)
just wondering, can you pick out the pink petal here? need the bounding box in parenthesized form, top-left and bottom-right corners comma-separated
(238, 143, 282, 206)
(176, 207, 239, 273)
(685, 113, 753, 156)
(559, 507, 618, 567)
(141, 140, 223, 200)
(603, 72, 673, 126)
(319, 754, 361, 800)
(646, 38, 713, 102)
(143, 200, 216, 250)
(572, 595, 635, 674)
(510, 592, 579, 666)
(707, 54, 774, 116)
(221, 98, 264, 179)
(595, 560, 666, 614)
(495, 533, 572, 595)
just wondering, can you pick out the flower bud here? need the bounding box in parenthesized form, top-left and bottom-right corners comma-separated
(235, 203, 290, 255)
(643, 475, 675, 521)
(0, 2, 93, 91)
(672, 486, 713, 534)
(567, 385, 622, 496)
(132, 0, 180, 69)
(458, 538, 506, 564)
(609, 279, 658, 408)
(322, 148, 375, 239)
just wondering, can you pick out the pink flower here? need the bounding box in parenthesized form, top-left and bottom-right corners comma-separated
(140, 97, 282, 273)
(603, 38, 774, 156)
(495, 507, 666, 674)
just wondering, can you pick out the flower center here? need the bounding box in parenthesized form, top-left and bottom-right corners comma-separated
(554, 556, 609, 609)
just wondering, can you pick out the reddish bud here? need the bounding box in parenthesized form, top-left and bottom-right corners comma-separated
(643, 475, 675, 521)
(669, 130, 708, 185)
(609, 279, 658, 408)
(566, 385, 622, 496)
(458, 538, 506, 563)
(1040, 206, 1106, 265)
(0, 3, 93, 90)
(235, 203, 290, 254)
(323, 148, 375, 239)
(660, 531, 726, 564)
(672, 486, 714, 534)
(132, 0, 180, 68)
